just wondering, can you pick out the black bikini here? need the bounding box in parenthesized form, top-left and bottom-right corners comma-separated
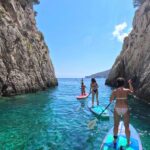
(93, 89, 97, 93)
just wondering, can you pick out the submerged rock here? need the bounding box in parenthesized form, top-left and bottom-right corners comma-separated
(0, 0, 57, 96)
(106, 0, 150, 103)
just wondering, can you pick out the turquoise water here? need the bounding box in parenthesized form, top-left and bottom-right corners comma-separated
(0, 78, 149, 150)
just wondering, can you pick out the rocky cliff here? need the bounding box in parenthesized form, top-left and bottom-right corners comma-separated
(106, 0, 150, 103)
(0, 0, 57, 96)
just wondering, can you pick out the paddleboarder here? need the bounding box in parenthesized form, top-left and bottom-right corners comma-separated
(110, 77, 134, 147)
(90, 78, 99, 107)
(81, 79, 86, 95)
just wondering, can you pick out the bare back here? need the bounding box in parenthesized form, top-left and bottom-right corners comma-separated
(110, 87, 132, 108)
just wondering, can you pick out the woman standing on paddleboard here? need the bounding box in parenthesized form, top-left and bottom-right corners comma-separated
(81, 78, 86, 95)
(110, 77, 134, 147)
(90, 78, 99, 107)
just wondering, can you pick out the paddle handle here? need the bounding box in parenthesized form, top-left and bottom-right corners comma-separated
(99, 103, 111, 117)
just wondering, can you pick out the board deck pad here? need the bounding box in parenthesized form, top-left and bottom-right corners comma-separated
(88, 101, 109, 118)
(100, 121, 143, 150)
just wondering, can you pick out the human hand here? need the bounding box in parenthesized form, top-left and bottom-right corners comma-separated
(128, 79, 132, 84)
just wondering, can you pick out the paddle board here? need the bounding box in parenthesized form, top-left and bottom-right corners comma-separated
(76, 93, 89, 100)
(100, 121, 143, 150)
(88, 101, 109, 118)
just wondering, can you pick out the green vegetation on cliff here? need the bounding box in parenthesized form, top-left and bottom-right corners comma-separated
(133, 0, 146, 7)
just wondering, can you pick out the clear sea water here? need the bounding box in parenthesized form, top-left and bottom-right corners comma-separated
(0, 78, 149, 150)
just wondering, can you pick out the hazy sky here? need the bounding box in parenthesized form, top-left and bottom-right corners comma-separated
(34, 0, 135, 78)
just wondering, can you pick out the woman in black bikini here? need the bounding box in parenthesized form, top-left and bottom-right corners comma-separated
(90, 78, 99, 107)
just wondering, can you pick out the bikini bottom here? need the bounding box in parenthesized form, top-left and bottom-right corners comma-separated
(115, 107, 128, 116)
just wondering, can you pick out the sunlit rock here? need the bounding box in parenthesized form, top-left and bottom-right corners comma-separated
(0, 0, 57, 96)
(106, 0, 150, 103)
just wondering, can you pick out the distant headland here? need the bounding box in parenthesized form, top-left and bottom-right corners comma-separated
(85, 70, 110, 78)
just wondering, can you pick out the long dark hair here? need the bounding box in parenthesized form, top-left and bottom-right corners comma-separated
(91, 78, 96, 83)
(116, 77, 125, 88)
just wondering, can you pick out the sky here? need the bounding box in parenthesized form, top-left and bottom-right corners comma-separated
(34, 0, 135, 78)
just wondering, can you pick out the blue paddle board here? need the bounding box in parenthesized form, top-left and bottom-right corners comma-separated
(100, 121, 143, 150)
(88, 101, 109, 118)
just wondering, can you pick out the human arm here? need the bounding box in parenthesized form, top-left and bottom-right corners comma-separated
(128, 79, 134, 94)
(110, 90, 116, 103)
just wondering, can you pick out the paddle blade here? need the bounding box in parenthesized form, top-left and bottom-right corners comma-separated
(76, 106, 81, 111)
(87, 118, 98, 129)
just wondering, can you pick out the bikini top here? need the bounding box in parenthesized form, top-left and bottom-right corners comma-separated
(116, 97, 127, 100)
(92, 84, 98, 90)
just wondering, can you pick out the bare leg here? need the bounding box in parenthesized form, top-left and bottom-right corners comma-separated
(92, 92, 95, 107)
(96, 91, 99, 105)
(113, 109, 120, 143)
(123, 110, 130, 145)
(83, 91, 85, 95)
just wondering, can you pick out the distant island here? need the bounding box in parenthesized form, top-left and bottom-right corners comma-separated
(85, 69, 110, 78)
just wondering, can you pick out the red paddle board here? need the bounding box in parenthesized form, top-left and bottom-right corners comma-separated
(76, 93, 89, 100)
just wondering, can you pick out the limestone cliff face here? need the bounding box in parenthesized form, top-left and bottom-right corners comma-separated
(106, 0, 150, 103)
(0, 0, 57, 96)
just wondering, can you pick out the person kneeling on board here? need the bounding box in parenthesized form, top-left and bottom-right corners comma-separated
(110, 77, 134, 147)
(90, 78, 99, 107)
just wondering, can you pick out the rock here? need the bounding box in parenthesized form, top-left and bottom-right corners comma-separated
(106, 0, 150, 103)
(0, 0, 57, 96)
(85, 70, 110, 78)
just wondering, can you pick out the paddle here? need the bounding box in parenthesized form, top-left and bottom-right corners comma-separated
(76, 91, 91, 112)
(87, 102, 112, 129)
(99, 102, 111, 116)
(87, 91, 91, 97)
(101, 103, 114, 113)
(76, 105, 82, 111)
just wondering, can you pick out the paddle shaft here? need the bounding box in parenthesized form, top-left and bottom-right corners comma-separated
(101, 104, 113, 113)
(99, 103, 111, 117)
(88, 92, 92, 97)
(88, 103, 111, 129)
